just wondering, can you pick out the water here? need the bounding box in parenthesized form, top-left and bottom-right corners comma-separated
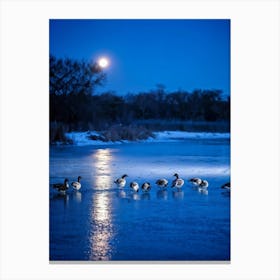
(49, 139, 230, 261)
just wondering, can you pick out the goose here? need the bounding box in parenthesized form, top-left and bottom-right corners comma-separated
(189, 177, 202, 186)
(172, 173, 184, 189)
(130, 181, 139, 192)
(141, 182, 151, 192)
(156, 178, 168, 188)
(199, 179, 209, 188)
(53, 178, 69, 193)
(221, 182, 230, 190)
(114, 174, 128, 188)
(71, 176, 82, 191)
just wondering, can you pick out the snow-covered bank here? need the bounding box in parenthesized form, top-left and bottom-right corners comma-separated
(64, 131, 230, 146)
(148, 131, 230, 142)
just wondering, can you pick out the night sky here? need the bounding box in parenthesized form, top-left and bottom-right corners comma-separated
(50, 19, 230, 96)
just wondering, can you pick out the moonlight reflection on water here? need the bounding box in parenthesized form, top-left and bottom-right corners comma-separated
(90, 148, 114, 260)
(92, 148, 114, 190)
(89, 191, 114, 260)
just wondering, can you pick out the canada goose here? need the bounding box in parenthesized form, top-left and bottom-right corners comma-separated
(189, 177, 202, 186)
(199, 180, 209, 188)
(156, 178, 168, 188)
(172, 173, 184, 189)
(130, 181, 139, 192)
(221, 182, 230, 190)
(53, 178, 69, 193)
(71, 176, 82, 191)
(141, 182, 151, 192)
(114, 174, 128, 188)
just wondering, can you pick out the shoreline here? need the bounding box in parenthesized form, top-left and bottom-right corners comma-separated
(51, 130, 230, 146)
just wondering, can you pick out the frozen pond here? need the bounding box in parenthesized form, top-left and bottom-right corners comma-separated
(49, 138, 230, 261)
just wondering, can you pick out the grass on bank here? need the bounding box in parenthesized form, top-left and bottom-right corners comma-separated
(50, 119, 230, 145)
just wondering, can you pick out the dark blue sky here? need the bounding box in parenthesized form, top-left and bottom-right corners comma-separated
(50, 19, 230, 96)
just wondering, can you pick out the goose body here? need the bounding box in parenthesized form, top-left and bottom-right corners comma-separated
(172, 173, 184, 189)
(189, 177, 202, 186)
(114, 174, 128, 188)
(130, 181, 139, 192)
(71, 176, 82, 191)
(141, 182, 151, 192)
(156, 178, 168, 188)
(199, 180, 209, 188)
(53, 178, 69, 193)
(221, 182, 230, 190)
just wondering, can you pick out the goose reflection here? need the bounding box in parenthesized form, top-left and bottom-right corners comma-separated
(141, 192, 151, 200)
(198, 187, 208, 195)
(73, 191, 82, 203)
(130, 192, 140, 201)
(52, 193, 69, 207)
(221, 191, 230, 197)
(172, 189, 184, 200)
(157, 189, 168, 200)
(116, 189, 127, 199)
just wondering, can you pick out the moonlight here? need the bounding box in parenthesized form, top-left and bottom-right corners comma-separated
(98, 57, 109, 68)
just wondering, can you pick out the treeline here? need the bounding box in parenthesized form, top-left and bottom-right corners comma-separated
(50, 88, 230, 131)
(50, 55, 230, 142)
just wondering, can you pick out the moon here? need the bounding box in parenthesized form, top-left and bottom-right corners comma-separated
(98, 57, 109, 68)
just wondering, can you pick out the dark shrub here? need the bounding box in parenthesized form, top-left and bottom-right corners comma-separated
(100, 124, 155, 142)
(50, 122, 73, 144)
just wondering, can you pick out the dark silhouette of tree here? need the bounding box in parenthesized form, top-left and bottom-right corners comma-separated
(50, 55, 106, 129)
(50, 56, 230, 140)
(49, 55, 105, 96)
(200, 90, 223, 121)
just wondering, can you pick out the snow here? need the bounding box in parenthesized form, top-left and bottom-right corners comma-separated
(148, 131, 230, 142)
(65, 131, 125, 146)
(65, 130, 230, 146)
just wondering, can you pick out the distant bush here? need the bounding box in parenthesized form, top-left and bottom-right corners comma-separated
(87, 134, 105, 141)
(99, 124, 155, 142)
(50, 122, 73, 144)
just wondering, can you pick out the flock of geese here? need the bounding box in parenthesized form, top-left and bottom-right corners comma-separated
(52, 173, 230, 194)
(114, 173, 209, 192)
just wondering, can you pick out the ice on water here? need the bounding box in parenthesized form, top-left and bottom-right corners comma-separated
(50, 135, 230, 261)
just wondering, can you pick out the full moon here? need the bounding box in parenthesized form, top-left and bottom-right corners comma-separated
(98, 57, 109, 68)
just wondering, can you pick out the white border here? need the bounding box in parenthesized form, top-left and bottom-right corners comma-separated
(0, 0, 279, 279)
